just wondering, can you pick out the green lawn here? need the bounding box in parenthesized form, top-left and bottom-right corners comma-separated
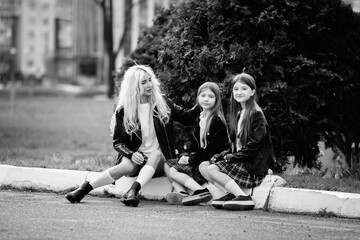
(0, 88, 117, 172)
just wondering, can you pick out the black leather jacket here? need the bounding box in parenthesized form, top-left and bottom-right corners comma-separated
(187, 115, 230, 167)
(227, 109, 276, 176)
(113, 98, 199, 162)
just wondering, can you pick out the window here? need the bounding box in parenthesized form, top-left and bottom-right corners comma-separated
(28, 0, 36, 9)
(27, 60, 34, 67)
(28, 31, 35, 39)
(42, 3, 49, 10)
(30, 17, 36, 24)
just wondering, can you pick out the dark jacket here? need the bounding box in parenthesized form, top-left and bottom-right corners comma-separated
(187, 115, 230, 167)
(227, 109, 276, 176)
(113, 98, 199, 162)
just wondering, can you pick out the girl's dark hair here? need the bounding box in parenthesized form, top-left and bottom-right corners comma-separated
(228, 72, 260, 144)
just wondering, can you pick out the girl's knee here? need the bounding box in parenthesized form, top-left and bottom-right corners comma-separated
(168, 167, 177, 176)
(199, 161, 210, 171)
(207, 164, 219, 175)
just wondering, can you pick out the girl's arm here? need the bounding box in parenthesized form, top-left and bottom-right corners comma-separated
(188, 117, 230, 167)
(227, 111, 267, 163)
(166, 97, 200, 125)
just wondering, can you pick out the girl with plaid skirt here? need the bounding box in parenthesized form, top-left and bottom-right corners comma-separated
(166, 82, 230, 206)
(204, 72, 275, 211)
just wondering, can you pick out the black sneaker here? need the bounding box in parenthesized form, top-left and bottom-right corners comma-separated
(211, 193, 235, 209)
(181, 189, 212, 206)
(222, 195, 255, 211)
(166, 191, 189, 205)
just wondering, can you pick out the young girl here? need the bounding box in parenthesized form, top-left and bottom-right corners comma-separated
(65, 65, 198, 207)
(204, 72, 275, 210)
(166, 82, 230, 206)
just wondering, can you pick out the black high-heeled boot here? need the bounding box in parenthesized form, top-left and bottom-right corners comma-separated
(121, 181, 141, 207)
(65, 181, 93, 203)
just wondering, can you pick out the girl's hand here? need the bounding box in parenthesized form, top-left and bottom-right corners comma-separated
(178, 156, 189, 164)
(132, 152, 145, 165)
(224, 153, 233, 161)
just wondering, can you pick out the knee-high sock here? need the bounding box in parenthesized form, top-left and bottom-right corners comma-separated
(184, 178, 203, 191)
(90, 170, 116, 189)
(224, 180, 246, 196)
(136, 165, 155, 187)
(214, 182, 227, 193)
(172, 181, 187, 193)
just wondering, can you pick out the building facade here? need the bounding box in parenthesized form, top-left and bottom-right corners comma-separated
(1, 0, 357, 86)
(0, 0, 20, 82)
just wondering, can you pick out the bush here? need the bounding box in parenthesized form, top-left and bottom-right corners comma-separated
(118, 0, 360, 171)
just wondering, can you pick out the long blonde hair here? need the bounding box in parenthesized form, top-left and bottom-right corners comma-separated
(228, 73, 262, 144)
(197, 82, 227, 147)
(110, 65, 170, 136)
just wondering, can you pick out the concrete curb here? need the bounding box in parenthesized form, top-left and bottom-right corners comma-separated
(268, 187, 360, 219)
(0, 164, 284, 208)
(1, 164, 360, 218)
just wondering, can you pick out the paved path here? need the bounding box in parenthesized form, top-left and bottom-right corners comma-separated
(1, 190, 359, 240)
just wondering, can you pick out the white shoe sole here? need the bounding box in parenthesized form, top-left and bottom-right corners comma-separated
(211, 200, 226, 209)
(182, 193, 212, 206)
(222, 200, 255, 210)
(166, 192, 187, 205)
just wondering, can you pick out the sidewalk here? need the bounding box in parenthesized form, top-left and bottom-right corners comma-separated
(1, 164, 360, 219)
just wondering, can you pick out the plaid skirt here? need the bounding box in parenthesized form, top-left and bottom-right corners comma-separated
(164, 158, 179, 167)
(172, 164, 207, 185)
(214, 160, 265, 188)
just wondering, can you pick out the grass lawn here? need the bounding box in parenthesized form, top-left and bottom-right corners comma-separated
(280, 173, 360, 194)
(0, 87, 117, 172)
(1, 86, 360, 194)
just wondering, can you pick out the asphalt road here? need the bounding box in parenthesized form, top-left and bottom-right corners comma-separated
(1, 190, 359, 240)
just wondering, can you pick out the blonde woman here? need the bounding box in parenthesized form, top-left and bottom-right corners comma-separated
(65, 65, 198, 207)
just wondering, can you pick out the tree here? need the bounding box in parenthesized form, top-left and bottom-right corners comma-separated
(93, 0, 133, 98)
(117, 0, 360, 171)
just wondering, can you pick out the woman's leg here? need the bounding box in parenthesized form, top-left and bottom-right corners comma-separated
(123, 150, 164, 207)
(135, 149, 164, 188)
(65, 157, 137, 204)
(91, 157, 137, 188)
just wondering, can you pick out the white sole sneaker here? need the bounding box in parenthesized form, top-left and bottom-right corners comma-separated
(182, 192, 212, 206)
(222, 199, 255, 210)
(211, 193, 236, 209)
(166, 192, 188, 205)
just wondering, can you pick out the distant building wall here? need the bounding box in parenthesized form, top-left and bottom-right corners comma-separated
(0, 0, 21, 80)
(54, 0, 102, 84)
(17, 0, 55, 78)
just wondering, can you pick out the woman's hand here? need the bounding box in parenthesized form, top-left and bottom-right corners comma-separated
(178, 156, 189, 164)
(132, 152, 145, 165)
